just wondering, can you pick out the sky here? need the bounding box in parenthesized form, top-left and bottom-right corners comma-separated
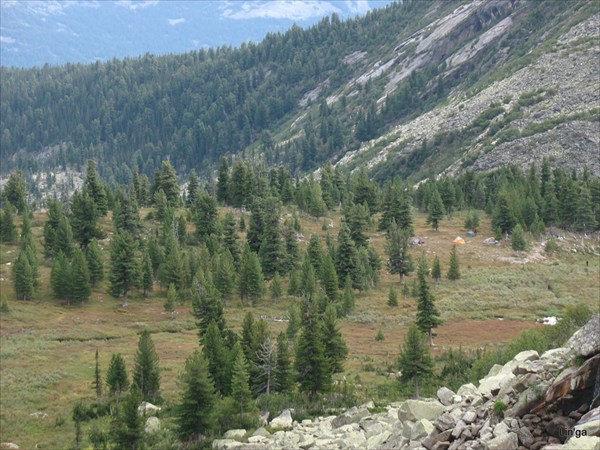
(0, 0, 395, 67)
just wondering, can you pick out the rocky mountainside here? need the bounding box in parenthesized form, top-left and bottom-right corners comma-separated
(212, 315, 600, 450)
(1, 0, 598, 188)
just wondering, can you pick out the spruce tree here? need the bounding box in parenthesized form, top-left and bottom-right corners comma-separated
(447, 245, 461, 281)
(111, 385, 143, 449)
(320, 254, 339, 302)
(192, 190, 218, 240)
(258, 196, 284, 278)
(344, 202, 369, 247)
(109, 231, 140, 306)
(133, 329, 161, 402)
(432, 256, 441, 282)
(306, 234, 324, 273)
(192, 276, 225, 338)
(511, 224, 528, 251)
(238, 244, 265, 305)
(216, 158, 230, 205)
(295, 297, 330, 395)
(1, 171, 27, 214)
(300, 256, 317, 299)
(215, 250, 236, 301)
(106, 353, 129, 396)
(84, 160, 108, 216)
(416, 254, 442, 346)
(186, 170, 200, 207)
(230, 345, 253, 421)
(398, 325, 434, 399)
(51, 251, 71, 302)
(85, 239, 104, 286)
(427, 187, 445, 231)
(335, 223, 359, 288)
(13, 249, 34, 300)
(141, 252, 153, 296)
(0, 205, 16, 244)
(176, 350, 216, 440)
(574, 187, 596, 231)
(152, 160, 180, 208)
(322, 304, 348, 375)
(270, 272, 283, 301)
(492, 192, 516, 236)
(341, 275, 355, 316)
(159, 229, 182, 291)
(387, 285, 398, 307)
(202, 320, 232, 395)
(164, 283, 176, 319)
(397, 188, 414, 234)
(222, 212, 240, 266)
(71, 249, 91, 304)
(385, 220, 413, 284)
(19, 211, 39, 289)
(71, 190, 103, 248)
(274, 332, 293, 394)
(93, 349, 102, 398)
(282, 225, 300, 274)
(286, 304, 301, 340)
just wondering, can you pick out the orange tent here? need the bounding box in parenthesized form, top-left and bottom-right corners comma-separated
(453, 236, 466, 245)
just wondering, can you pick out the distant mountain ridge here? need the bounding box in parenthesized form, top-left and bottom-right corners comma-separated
(0, 0, 598, 187)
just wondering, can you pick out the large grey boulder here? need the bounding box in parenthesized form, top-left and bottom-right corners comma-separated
(144, 416, 161, 434)
(411, 419, 435, 441)
(397, 400, 445, 422)
(486, 432, 518, 450)
(422, 429, 452, 450)
(332, 406, 371, 428)
(478, 371, 515, 397)
(223, 429, 246, 441)
(566, 314, 600, 357)
(138, 402, 161, 416)
(574, 406, 600, 437)
(562, 436, 600, 449)
(367, 430, 391, 449)
(437, 387, 455, 406)
(212, 439, 242, 449)
(252, 427, 271, 438)
(270, 409, 293, 428)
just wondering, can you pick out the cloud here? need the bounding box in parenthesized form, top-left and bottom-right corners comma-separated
(222, 1, 341, 21)
(168, 17, 185, 26)
(345, 0, 371, 15)
(116, 0, 159, 11)
(0, 35, 17, 44)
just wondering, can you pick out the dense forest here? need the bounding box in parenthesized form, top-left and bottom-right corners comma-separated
(2, 0, 594, 186)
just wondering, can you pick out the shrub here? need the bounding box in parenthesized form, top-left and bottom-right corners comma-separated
(493, 400, 507, 416)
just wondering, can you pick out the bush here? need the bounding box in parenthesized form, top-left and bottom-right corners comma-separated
(493, 400, 507, 416)
(511, 224, 527, 251)
(545, 238, 559, 254)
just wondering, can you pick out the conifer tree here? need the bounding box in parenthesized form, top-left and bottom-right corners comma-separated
(159, 228, 183, 291)
(282, 225, 300, 274)
(427, 187, 445, 231)
(345, 202, 370, 247)
(71, 190, 104, 248)
(379, 181, 403, 232)
(246, 199, 265, 253)
(84, 160, 108, 216)
(0, 205, 16, 244)
(274, 332, 293, 394)
(164, 283, 176, 319)
(300, 256, 317, 299)
(230, 345, 254, 421)
(320, 254, 339, 302)
(192, 190, 218, 240)
(18, 211, 39, 289)
(152, 160, 180, 208)
(511, 224, 528, 251)
(270, 272, 283, 301)
(397, 188, 414, 234)
(111, 385, 143, 449)
(574, 187, 596, 231)
(447, 245, 461, 281)
(113, 189, 141, 236)
(215, 250, 236, 300)
(93, 349, 102, 398)
(341, 275, 355, 316)
(202, 320, 232, 396)
(13, 249, 34, 300)
(398, 325, 434, 399)
(43, 199, 62, 257)
(141, 252, 153, 296)
(85, 239, 104, 286)
(109, 231, 140, 306)
(387, 285, 398, 307)
(288, 270, 301, 297)
(106, 353, 129, 396)
(492, 192, 516, 236)
(222, 212, 240, 266)
(385, 220, 413, 284)
(335, 223, 359, 288)
(286, 304, 301, 340)
(322, 304, 348, 375)
(176, 350, 216, 440)
(295, 296, 330, 395)
(431, 255, 441, 282)
(307, 234, 324, 272)
(216, 158, 230, 205)
(51, 251, 71, 302)
(133, 329, 161, 402)
(1, 171, 27, 214)
(416, 254, 442, 346)
(186, 170, 200, 207)
(192, 276, 225, 338)
(238, 244, 265, 304)
(71, 249, 91, 304)
(258, 196, 284, 278)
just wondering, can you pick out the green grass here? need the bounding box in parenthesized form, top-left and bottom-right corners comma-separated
(1, 208, 598, 448)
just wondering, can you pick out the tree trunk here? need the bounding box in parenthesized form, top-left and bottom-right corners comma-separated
(428, 328, 434, 346)
(415, 373, 420, 399)
(123, 290, 129, 307)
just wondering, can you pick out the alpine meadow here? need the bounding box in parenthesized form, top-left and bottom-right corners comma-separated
(0, 1, 599, 449)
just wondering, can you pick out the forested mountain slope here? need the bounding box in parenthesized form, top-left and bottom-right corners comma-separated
(1, 0, 598, 187)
